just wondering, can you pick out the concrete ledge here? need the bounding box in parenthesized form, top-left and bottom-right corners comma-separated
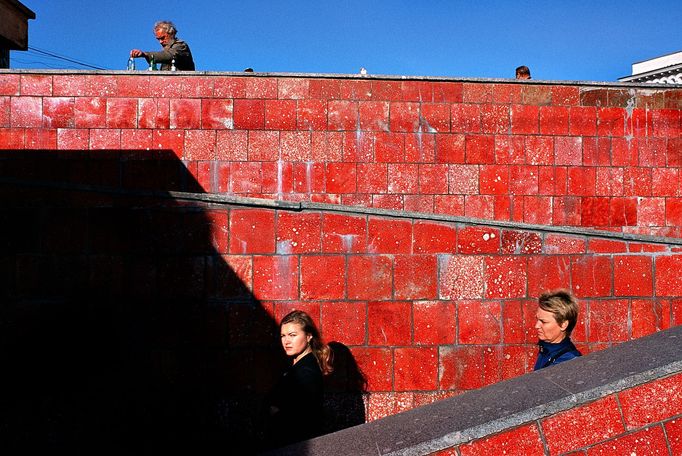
(269, 325, 682, 455)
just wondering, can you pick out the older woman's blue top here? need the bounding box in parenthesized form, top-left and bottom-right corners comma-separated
(534, 338, 581, 370)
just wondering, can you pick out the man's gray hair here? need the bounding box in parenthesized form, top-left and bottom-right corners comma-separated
(153, 21, 177, 37)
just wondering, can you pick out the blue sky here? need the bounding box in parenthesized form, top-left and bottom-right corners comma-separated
(11, 0, 682, 82)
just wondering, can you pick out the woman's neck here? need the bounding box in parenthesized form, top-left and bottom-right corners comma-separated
(293, 347, 312, 364)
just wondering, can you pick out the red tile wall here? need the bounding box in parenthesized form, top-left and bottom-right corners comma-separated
(2, 72, 681, 437)
(431, 372, 682, 455)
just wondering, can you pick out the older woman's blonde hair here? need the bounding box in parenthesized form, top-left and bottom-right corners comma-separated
(538, 289, 579, 336)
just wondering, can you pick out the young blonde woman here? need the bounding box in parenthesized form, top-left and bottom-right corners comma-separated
(265, 310, 333, 448)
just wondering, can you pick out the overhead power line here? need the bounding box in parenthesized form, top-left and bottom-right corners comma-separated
(25, 46, 110, 70)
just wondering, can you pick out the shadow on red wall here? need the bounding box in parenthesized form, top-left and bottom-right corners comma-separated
(0, 149, 364, 454)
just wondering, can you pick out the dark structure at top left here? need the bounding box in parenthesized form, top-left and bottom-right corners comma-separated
(0, 0, 36, 68)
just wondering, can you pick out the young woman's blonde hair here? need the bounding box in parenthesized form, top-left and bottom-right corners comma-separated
(280, 310, 333, 375)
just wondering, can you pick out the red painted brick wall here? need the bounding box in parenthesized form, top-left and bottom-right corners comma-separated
(430, 371, 682, 455)
(1, 71, 681, 449)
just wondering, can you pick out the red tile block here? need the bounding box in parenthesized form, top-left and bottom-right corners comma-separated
(373, 131, 403, 162)
(245, 130, 278, 161)
(525, 136, 554, 165)
(292, 161, 325, 194)
(609, 197, 637, 226)
(276, 212, 321, 254)
(328, 100, 358, 131)
(120, 129, 152, 151)
(278, 78, 308, 99)
(413, 300, 456, 345)
(595, 167, 623, 196)
(435, 133, 465, 163)
(11, 96, 42, 127)
(74, 97, 106, 128)
(228, 209, 275, 254)
(581, 197, 610, 227)
(478, 102, 509, 134)
(300, 255, 346, 300)
(631, 299, 671, 338)
(321, 302, 366, 345)
(612, 137, 638, 167)
(542, 396, 625, 454)
(25, 128, 56, 149)
(624, 167, 652, 196)
(387, 163, 419, 194)
(404, 194, 434, 212)
(502, 299, 535, 344)
(582, 137, 611, 166)
(390, 101, 420, 132)
(459, 423, 545, 456)
(358, 101, 389, 131)
(567, 166, 595, 196)
(201, 99, 233, 129)
(42, 97, 74, 128)
(553, 196, 582, 226)
(297, 99, 327, 131)
(356, 163, 387, 193)
(539, 106, 569, 135)
(57, 128, 88, 150)
(666, 198, 682, 227)
(613, 256, 653, 296)
(552, 86, 580, 106)
(369, 80, 401, 101)
(280, 131, 311, 161)
(620, 373, 682, 428)
(244, 77, 277, 98)
(405, 132, 436, 162)
(434, 195, 465, 216)
(326, 162, 357, 194)
(522, 85, 552, 105)
(373, 194, 404, 210)
(106, 97, 137, 129)
(0, 74, 20, 95)
(433, 82, 463, 103)
(571, 256, 612, 298)
(344, 131, 375, 161)
(638, 137, 667, 167)
(457, 227, 500, 254)
(511, 105, 539, 134)
(322, 213, 367, 253)
(588, 426, 669, 456)
(439, 255, 485, 299)
(252, 255, 299, 300)
(310, 131, 342, 161)
(401, 81, 433, 102)
(137, 98, 158, 129)
(89, 128, 121, 150)
(655, 255, 682, 296)
(667, 138, 682, 166)
(152, 129, 184, 157)
(651, 108, 680, 137)
(555, 136, 583, 166)
(413, 221, 457, 254)
(52, 75, 88, 96)
(465, 135, 495, 164)
(368, 300, 411, 345)
(351, 347, 392, 391)
(543, 234, 586, 254)
(347, 255, 393, 300)
(421, 103, 450, 132)
(233, 99, 265, 129)
(458, 300, 502, 344)
(501, 231, 542, 254)
(665, 417, 682, 455)
(588, 299, 629, 342)
(417, 164, 448, 194)
(451, 103, 481, 133)
(368, 218, 412, 254)
(462, 83, 492, 103)
(479, 165, 510, 195)
(597, 107, 626, 136)
(588, 239, 627, 253)
(394, 255, 437, 300)
(439, 346, 485, 390)
(116, 75, 150, 97)
(309, 79, 341, 100)
(84, 75, 117, 97)
(394, 347, 438, 391)
(183, 129, 216, 160)
(464, 195, 495, 219)
(339, 79, 372, 100)
(494, 136, 525, 164)
(215, 130, 247, 160)
(509, 165, 539, 195)
(651, 168, 678, 197)
(0, 96, 8, 126)
(169, 99, 203, 130)
(491, 83, 522, 104)
(485, 257, 527, 299)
